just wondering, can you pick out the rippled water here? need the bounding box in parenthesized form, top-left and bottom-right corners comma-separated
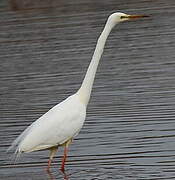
(1, 0, 175, 179)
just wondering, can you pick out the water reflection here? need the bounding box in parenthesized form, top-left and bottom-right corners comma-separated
(47, 170, 58, 180)
(46, 169, 77, 180)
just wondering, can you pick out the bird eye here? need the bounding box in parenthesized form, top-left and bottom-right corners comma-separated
(120, 16, 125, 19)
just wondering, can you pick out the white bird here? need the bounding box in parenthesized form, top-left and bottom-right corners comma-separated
(8, 12, 148, 172)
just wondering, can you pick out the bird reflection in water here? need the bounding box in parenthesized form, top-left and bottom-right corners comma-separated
(46, 169, 69, 180)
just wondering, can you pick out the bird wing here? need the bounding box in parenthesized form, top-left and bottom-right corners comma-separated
(8, 93, 86, 153)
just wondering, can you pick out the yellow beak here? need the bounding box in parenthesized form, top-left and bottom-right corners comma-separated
(128, 15, 149, 19)
(121, 14, 149, 20)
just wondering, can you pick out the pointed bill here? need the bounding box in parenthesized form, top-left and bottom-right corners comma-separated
(121, 14, 149, 20)
(128, 15, 149, 19)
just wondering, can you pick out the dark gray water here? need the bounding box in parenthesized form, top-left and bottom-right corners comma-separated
(1, 0, 175, 179)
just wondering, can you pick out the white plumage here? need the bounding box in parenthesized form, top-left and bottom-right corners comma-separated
(9, 94, 86, 153)
(8, 12, 148, 172)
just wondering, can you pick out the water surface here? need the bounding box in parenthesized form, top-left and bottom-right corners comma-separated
(1, 0, 175, 179)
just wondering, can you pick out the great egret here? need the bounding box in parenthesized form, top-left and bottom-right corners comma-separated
(8, 12, 148, 172)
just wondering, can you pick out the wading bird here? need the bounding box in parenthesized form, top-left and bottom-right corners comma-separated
(8, 12, 148, 172)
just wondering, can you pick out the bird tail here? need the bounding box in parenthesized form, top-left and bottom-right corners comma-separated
(14, 148, 21, 162)
(7, 145, 22, 165)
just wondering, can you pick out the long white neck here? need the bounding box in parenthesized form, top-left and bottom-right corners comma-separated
(77, 18, 116, 105)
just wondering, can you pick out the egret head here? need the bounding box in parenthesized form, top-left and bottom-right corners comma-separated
(108, 12, 148, 26)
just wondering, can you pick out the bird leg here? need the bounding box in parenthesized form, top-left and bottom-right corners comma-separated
(47, 146, 58, 171)
(60, 139, 72, 172)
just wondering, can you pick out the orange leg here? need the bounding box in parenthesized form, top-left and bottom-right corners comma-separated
(60, 139, 72, 172)
(60, 146, 68, 172)
(46, 146, 58, 171)
(47, 159, 52, 170)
